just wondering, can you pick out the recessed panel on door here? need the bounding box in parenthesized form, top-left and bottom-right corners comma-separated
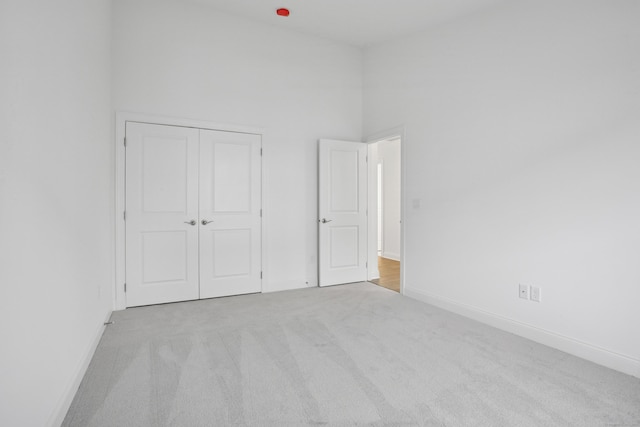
(330, 150, 359, 213)
(211, 229, 252, 278)
(141, 231, 187, 284)
(125, 122, 200, 307)
(329, 226, 359, 269)
(199, 129, 262, 299)
(213, 142, 252, 213)
(142, 137, 188, 213)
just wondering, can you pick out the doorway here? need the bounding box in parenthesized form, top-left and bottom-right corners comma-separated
(368, 136, 402, 293)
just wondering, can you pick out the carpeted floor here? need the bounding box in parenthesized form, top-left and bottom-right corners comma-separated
(63, 282, 640, 426)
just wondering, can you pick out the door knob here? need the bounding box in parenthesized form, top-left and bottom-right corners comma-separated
(202, 219, 213, 225)
(320, 218, 332, 223)
(184, 220, 196, 226)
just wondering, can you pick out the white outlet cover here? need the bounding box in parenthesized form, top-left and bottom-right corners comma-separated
(531, 286, 541, 302)
(519, 284, 529, 300)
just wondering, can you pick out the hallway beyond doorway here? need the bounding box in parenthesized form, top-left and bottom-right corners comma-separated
(370, 256, 400, 292)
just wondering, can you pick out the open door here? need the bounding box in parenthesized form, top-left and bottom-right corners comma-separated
(318, 139, 368, 286)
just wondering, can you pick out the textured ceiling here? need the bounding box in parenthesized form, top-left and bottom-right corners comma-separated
(191, 0, 508, 47)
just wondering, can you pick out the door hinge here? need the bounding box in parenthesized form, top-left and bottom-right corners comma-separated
(124, 137, 127, 147)
(366, 262, 368, 268)
(260, 271, 263, 279)
(124, 283, 127, 292)
(260, 209, 262, 217)
(123, 211, 126, 221)
(260, 148, 263, 156)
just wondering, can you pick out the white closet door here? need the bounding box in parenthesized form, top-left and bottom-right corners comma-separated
(318, 139, 368, 286)
(125, 122, 200, 307)
(198, 130, 262, 299)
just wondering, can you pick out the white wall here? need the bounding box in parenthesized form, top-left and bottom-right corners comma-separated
(112, 0, 363, 292)
(378, 139, 401, 261)
(364, 0, 640, 377)
(0, 0, 113, 425)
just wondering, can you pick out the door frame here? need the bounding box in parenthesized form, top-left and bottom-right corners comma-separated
(114, 112, 266, 310)
(365, 126, 406, 294)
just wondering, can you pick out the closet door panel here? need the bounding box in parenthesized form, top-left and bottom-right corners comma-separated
(125, 122, 200, 307)
(199, 130, 262, 299)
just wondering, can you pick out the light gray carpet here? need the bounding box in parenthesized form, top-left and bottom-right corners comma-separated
(63, 282, 640, 426)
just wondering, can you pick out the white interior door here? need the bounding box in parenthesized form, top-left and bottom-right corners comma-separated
(318, 139, 368, 286)
(125, 122, 200, 307)
(198, 130, 262, 299)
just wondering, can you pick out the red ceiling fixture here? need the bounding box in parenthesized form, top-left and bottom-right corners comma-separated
(276, 8, 290, 17)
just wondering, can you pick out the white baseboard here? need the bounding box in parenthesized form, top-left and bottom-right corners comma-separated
(404, 287, 640, 379)
(264, 280, 312, 293)
(381, 252, 400, 262)
(49, 309, 112, 427)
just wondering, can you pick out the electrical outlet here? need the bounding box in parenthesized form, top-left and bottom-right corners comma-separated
(530, 286, 541, 302)
(519, 284, 529, 300)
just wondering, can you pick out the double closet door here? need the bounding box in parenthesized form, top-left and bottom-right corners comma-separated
(125, 122, 261, 307)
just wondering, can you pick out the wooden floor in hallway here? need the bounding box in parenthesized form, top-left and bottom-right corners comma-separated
(370, 256, 400, 292)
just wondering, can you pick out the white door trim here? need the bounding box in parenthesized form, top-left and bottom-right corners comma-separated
(365, 126, 406, 295)
(114, 111, 266, 310)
